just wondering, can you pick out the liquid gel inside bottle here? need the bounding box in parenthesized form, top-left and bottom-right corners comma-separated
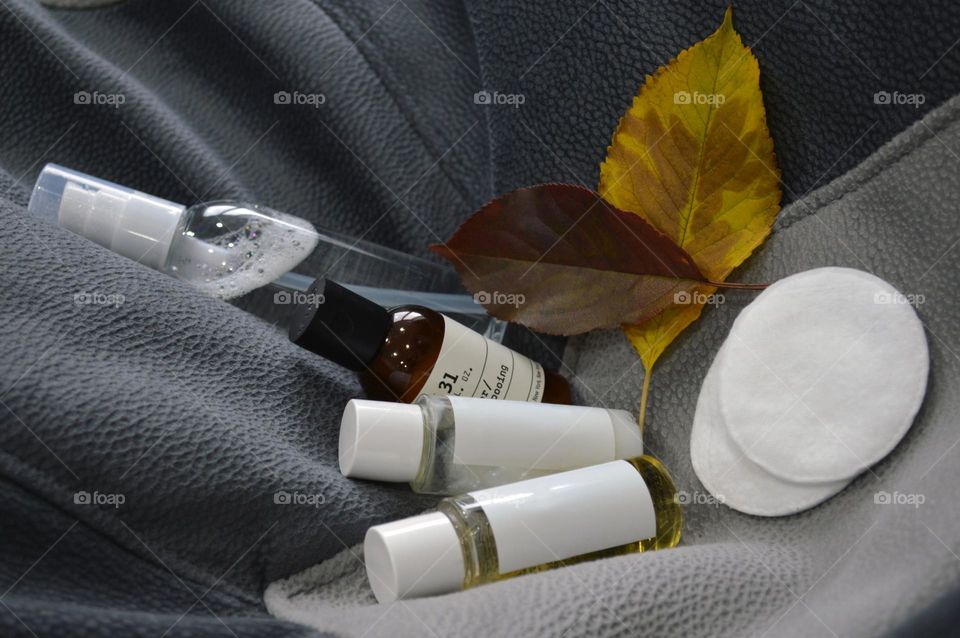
(29, 164, 319, 300)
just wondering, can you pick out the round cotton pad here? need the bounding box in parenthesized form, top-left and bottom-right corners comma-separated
(718, 267, 929, 484)
(690, 346, 851, 517)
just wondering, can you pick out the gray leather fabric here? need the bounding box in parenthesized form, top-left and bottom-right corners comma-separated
(267, 94, 960, 638)
(0, 0, 958, 636)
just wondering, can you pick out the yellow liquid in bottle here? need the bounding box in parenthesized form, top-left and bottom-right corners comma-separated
(439, 455, 683, 590)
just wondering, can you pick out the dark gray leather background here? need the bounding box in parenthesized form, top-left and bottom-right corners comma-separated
(0, 1, 958, 636)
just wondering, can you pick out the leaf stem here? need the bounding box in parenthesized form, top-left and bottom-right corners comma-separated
(706, 280, 768, 290)
(638, 364, 653, 435)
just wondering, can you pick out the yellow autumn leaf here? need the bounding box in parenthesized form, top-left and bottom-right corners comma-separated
(598, 7, 780, 389)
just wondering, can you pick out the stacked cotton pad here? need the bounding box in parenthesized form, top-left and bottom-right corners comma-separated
(691, 267, 929, 516)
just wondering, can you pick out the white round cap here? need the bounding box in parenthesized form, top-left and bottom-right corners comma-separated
(607, 409, 644, 459)
(29, 164, 185, 270)
(339, 399, 425, 483)
(364, 511, 465, 603)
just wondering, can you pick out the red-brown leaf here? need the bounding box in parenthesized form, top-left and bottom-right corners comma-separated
(430, 183, 710, 335)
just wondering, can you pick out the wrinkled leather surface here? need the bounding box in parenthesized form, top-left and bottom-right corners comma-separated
(0, 0, 958, 636)
(0, 476, 322, 637)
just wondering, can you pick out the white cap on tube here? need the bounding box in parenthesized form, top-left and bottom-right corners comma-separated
(608, 409, 644, 459)
(339, 399, 425, 482)
(28, 163, 186, 270)
(364, 511, 464, 603)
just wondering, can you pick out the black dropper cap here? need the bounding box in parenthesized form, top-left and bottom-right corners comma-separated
(288, 278, 393, 371)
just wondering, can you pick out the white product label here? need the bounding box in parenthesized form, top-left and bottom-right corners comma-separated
(471, 461, 656, 574)
(416, 316, 545, 402)
(449, 397, 615, 471)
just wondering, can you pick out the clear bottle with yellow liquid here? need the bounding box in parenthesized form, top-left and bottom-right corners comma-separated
(363, 455, 682, 603)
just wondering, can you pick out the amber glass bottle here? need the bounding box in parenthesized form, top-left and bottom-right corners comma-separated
(289, 279, 570, 404)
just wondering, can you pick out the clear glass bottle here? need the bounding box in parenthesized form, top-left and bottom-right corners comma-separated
(363, 456, 682, 603)
(26, 164, 494, 328)
(339, 395, 643, 494)
(290, 279, 571, 404)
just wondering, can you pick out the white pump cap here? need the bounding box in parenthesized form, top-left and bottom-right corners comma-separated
(364, 511, 464, 603)
(28, 163, 186, 270)
(339, 399, 425, 482)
